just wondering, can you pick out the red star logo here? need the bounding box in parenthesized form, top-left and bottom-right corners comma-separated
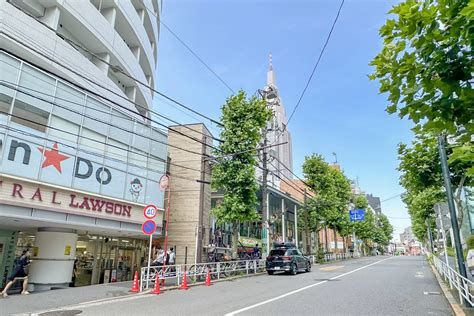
(38, 143, 70, 173)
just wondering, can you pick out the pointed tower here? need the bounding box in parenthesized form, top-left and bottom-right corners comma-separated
(259, 53, 293, 187)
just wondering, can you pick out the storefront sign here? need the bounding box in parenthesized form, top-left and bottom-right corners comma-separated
(239, 236, 262, 248)
(64, 245, 71, 255)
(0, 176, 163, 225)
(0, 132, 165, 207)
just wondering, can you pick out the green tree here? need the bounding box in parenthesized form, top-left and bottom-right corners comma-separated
(302, 155, 352, 254)
(397, 132, 472, 241)
(370, 0, 473, 156)
(211, 91, 272, 258)
(352, 195, 377, 254)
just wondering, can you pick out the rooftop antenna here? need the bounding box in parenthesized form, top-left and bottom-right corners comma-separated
(332, 152, 338, 164)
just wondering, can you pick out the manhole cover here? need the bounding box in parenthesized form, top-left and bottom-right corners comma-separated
(39, 310, 82, 316)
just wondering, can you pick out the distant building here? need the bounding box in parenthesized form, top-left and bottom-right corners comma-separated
(366, 194, 382, 215)
(257, 54, 293, 188)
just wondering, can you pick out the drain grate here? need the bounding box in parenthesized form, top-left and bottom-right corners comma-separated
(39, 310, 82, 316)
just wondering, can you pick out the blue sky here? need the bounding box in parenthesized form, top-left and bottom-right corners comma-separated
(154, 0, 414, 239)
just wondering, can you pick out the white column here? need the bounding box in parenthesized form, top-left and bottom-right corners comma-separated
(281, 198, 285, 242)
(29, 228, 77, 291)
(294, 204, 298, 249)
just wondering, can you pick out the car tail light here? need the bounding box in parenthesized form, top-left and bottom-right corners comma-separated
(282, 256, 291, 261)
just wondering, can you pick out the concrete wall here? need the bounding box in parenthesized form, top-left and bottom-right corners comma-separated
(167, 124, 212, 265)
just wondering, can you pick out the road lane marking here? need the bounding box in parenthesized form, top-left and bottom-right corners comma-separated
(225, 257, 392, 316)
(320, 265, 343, 271)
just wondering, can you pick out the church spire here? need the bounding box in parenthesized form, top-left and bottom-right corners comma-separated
(267, 52, 275, 86)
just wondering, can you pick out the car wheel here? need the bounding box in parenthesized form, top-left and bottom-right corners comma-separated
(305, 261, 311, 272)
(291, 263, 297, 275)
(267, 270, 274, 275)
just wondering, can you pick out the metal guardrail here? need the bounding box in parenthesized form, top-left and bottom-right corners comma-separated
(432, 255, 474, 306)
(139, 259, 266, 292)
(309, 252, 357, 264)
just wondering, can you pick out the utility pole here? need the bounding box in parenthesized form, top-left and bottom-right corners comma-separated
(259, 89, 271, 257)
(438, 135, 468, 302)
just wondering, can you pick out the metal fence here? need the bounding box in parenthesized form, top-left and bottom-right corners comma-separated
(309, 252, 357, 264)
(432, 255, 474, 306)
(139, 259, 266, 292)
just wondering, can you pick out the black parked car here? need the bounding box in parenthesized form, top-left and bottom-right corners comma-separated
(266, 243, 311, 275)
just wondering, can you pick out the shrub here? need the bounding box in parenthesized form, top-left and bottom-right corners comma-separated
(466, 235, 474, 250)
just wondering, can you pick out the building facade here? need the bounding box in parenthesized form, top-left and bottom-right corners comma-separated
(0, 0, 165, 291)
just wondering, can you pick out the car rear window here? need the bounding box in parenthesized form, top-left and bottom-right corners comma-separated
(270, 250, 286, 256)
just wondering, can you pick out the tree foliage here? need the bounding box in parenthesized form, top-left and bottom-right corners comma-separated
(211, 91, 272, 255)
(370, 0, 474, 174)
(398, 132, 472, 241)
(301, 154, 352, 252)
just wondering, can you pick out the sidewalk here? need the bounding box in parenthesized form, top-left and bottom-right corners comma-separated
(0, 281, 138, 316)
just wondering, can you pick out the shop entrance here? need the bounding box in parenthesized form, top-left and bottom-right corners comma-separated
(75, 235, 147, 287)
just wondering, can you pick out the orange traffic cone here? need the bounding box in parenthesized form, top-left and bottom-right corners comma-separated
(153, 273, 161, 294)
(130, 271, 139, 293)
(205, 269, 211, 286)
(180, 271, 189, 290)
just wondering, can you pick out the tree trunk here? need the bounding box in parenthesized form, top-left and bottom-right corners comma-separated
(333, 228, 338, 253)
(232, 222, 239, 259)
(306, 228, 311, 255)
(314, 223, 320, 255)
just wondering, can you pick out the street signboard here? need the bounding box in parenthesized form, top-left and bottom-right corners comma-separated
(142, 220, 157, 235)
(434, 202, 449, 216)
(436, 215, 451, 231)
(349, 209, 365, 222)
(143, 204, 157, 219)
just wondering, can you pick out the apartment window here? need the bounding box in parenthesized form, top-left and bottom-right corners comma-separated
(16, 65, 55, 113)
(11, 99, 49, 132)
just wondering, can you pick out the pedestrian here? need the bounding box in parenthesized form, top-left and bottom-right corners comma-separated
(70, 259, 78, 287)
(2, 249, 31, 297)
(253, 244, 260, 259)
(168, 247, 176, 266)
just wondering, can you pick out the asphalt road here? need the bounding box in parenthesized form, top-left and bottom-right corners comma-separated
(30, 256, 453, 316)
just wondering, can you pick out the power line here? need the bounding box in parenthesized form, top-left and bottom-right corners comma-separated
(0, 26, 221, 144)
(0, 58, 220, 142)
(160, 20, 235, 94)
(286, 0, 345, 126)
(0, 37, 221, 154)
(0, 80, 213, 160)
(270, 0, 345, 146)
(0, 123, 209, 181)
(141, 4, 235, 94)
(2, 5, 223, 127)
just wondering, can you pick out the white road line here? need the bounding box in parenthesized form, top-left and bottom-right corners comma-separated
(225, 257, 392, 316)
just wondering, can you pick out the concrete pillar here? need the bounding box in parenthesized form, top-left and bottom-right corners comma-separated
(29, 228, 77, 291)
(102, 7, 116, 27)
(131, 46, 141, 60)
(91, 52, 110, 75)
(40, 6, 60, 31)
(125, 86, 137, 102)
(137, 8, 145, 22)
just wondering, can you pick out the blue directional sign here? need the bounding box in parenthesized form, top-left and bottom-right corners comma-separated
(142, 220, 157, 235)
(349, 209, 365, 222)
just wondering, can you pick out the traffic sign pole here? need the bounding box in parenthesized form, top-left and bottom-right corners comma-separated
(162, 175, 171, 276)
(147, 233, 152, 289)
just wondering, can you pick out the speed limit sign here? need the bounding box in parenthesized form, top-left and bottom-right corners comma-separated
(143, 204, 157, 219)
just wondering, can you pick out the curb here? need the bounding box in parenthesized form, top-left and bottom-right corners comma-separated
(21, 271, 267, 315)
(429, 262, 466, 316)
